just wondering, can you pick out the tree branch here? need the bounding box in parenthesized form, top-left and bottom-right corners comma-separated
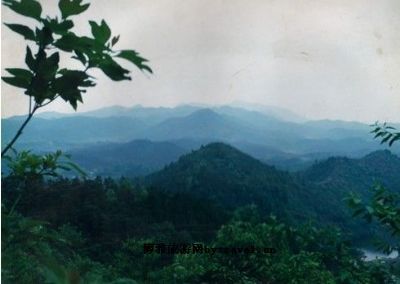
(39, 95, 59, 108)
(1, 93, 62, 158)
(1, 104, 39, 157)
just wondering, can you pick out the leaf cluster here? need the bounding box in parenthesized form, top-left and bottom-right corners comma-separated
(347, 184, 400, 253)
(2, 0, 152, 110)
(371, 122, 400, 147)
(3, 149, 86, 181)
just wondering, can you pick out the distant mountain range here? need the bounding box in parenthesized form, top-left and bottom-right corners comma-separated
(3, 104, 397, 172)
(69, 140, 187, 177)
(3, 100, 400, 241)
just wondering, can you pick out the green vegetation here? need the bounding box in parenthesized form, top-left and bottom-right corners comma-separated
(3, 173, 396, 283)
(144, 143, 400, 242)
(145, 143, 291, 215)
(348, 124, 400, 254)
(2, 0, 151, 157)
(372, 122, 400, 147)
(2, 1, 400, 283)
(3, 143, 400, 283)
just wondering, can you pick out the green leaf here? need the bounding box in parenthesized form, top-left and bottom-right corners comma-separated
(54, 32, 100, 53)
(28, 76, 54, 102)
(111, 35, 120, 47)
(43, 18, 74, 35)
(53, 33, 82, 52)
(25, 46, 36, 71)
(89, 20, 111, 44)
(116, 50, 153, 73)
(381, 134, 392, 144)
(72, 50, 87, 65)
(5, 68, 33, 80)
(389, 135, 400, 146)
(2, 76, 30, 89)
(59, 0, 90, 19)
(36, 27, 54, 46)
(37, 52, 60, 80)
(3, 0, 42, 20)
(4, 23, 35, 41)
(53, 69, 95, 110)
(98, 56, 131, 81)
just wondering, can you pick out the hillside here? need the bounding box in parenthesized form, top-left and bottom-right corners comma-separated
(296, 150, 400, 241)
(302, 150, 400, 198)
(144, 143, 400, 241)
(144, 143, 295, 215)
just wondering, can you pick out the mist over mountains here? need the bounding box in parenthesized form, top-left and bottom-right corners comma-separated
(3, 103, 397, 175)
(3, 102, 400, 243)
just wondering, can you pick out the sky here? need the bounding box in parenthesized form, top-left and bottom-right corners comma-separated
(1, 0, 400, 122)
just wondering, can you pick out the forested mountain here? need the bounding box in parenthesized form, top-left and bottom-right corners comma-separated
(298, 150, 400, 237)
(4, 110, 399, 282)
(4, 104, 400, 282)
(144, 143, 293, 215)
(143, 143, 400, 241)
(302, 149, 400, 193)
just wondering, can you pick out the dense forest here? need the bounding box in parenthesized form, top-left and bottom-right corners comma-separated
(3, 143, 400, 283)
(2, 0, 400, 283)
(0, 175, 396, 283)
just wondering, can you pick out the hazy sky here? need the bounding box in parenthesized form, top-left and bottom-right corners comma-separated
(2, 0, 400, 122)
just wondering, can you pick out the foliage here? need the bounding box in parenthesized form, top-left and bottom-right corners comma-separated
(3, 0, 151, 109)
(371, 122, 400, 147)
(347, 124, 400, 252)
(344, 123, 400, 281)
(2, 209, 98, 283)
(2, 0, 152, 157)
(3, 149, 85, 181)
(3, 172, 399, 282)
(2, 209, 142, 283)
(157, 213, 391, 284)
(347, 184, 400, 254)
(145, 143, 293, 215)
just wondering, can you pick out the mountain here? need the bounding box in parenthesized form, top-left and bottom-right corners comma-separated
(68, 140, 187, 177)
(52, 138, 330, 178)
(33, 102, 305, 123)
(36, 104, 202, 125)
(144, 143, 314, 218)
(144, 109, 265, 142)
(302, 150, 400, 197)
(2, 116, 149, 151)
(143, 143, 400, 241)
(229, 101, 307, 122)
(4, 104, 397, 168)
(296, 150, 400, 241)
